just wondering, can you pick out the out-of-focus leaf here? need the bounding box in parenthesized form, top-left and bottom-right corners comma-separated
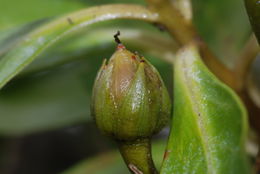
(0, 0, 86, 30)
(0, 40, 172, 136)
(61, 140, 166, 174)
(0, 0, 145, 31)
(22, 27, 175, 75)
(193, 0, 251, 66)
(0, 4, 158, 89)
(160, 45, 250, 173)
(0, 37, 115, 136)
(0, 19, 50, 57)
(0, 59, 95, 136)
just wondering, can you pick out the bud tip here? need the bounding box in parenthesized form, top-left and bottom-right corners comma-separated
(114, 31, 126, 50)
(114, 31, 122, 44)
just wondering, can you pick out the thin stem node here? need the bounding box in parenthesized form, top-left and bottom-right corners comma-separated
(117, 138, 158, 174)
(114, 30, 122, 44)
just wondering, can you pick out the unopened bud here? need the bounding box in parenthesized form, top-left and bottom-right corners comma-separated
(91, 34, 171, 141)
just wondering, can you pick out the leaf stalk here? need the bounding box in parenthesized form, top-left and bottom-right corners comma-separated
(117, 138, 158, 174)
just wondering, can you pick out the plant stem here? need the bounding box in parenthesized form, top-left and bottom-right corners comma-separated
(146, 0, 195, 46)
(117, 138, 158, 174)
(145, 0, 236, 89)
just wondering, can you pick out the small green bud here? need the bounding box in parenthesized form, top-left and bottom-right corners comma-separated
(245, 0, 260, 42)
(91, 35, 171, 141)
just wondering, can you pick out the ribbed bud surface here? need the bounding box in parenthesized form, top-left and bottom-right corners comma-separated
(91, 44, 171, 141)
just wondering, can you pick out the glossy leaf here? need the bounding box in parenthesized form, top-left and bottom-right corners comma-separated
(160, 45, 250, 174)
(0, 4, 158, 90)
(0, 59, 93, 136)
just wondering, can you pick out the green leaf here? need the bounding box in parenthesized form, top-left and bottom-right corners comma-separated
(193, 0, 251, 66)
(0, 4, 158, 90)
(22, 27, 175, 75)
(0, 19, 49, 57)
(0, 0, 145, 31)
(0, 0, 86, 30)
(0, 59, 94, 136)
(160, 44, 251, 174)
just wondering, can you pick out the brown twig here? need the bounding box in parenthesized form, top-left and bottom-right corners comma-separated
(145, 0, 260, 140)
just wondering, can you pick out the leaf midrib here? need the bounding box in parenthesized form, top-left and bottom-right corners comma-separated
(181, 56, 214, 173)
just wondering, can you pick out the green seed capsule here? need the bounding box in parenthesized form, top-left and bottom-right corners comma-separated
(91, 37, 171, 141)
(245, 0, 260, 42)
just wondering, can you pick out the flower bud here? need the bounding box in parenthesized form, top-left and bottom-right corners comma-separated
(91, 41, 171, 141)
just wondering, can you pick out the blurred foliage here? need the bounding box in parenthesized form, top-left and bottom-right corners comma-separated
(0, 0, 251, 136)
(0, 25, 172, 136)
(0, 0, 144, 31)
(193, 0, 251, 67)
(0, 0, 257, 173)
(0, 59, 93, 135)
(0, 0, 88, 31)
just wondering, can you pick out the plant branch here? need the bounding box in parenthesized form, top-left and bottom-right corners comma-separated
(145, 0, 237, 89)
(146, 0, 195, 45)
(117, 138, 158, 174)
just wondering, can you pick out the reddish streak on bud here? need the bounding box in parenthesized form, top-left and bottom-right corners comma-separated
(140, 60, 145, 63)
(117, 44, 125, 50)
(131, 55, 136, 60)
(110, 48, 137, 100)
(163, 150, 171, 160)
